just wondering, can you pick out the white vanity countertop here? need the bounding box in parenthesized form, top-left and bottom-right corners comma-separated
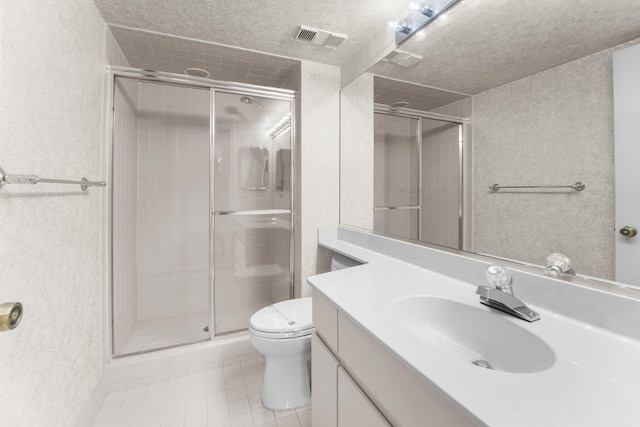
(309, 238, 640, 427)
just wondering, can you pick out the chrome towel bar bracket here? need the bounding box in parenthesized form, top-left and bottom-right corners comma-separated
(489, 182, 585, 192)
(0, 166, 107, 192)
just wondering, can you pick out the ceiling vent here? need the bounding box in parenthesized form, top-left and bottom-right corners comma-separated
(295, 26, 347, 50)
(382, 50, 423, 67)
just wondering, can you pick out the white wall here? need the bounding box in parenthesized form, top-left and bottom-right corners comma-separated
(296, 61, 341, 297)
(0, 2, 341, 423)
(341, 29, 395, 87)
(0, 0, 108, 426)
(340, 73, 374, 231)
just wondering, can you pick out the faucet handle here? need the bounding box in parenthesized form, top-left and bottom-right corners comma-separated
(485, 264, 513, 294)
(546, 253, 574, 274)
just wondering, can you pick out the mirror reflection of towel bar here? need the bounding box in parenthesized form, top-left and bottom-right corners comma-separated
(489, 182, 585, 192)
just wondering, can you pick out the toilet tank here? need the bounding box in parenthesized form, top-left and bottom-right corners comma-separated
(330, 253, 362, 271)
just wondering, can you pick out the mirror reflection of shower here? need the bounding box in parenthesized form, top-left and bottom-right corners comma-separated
(240, 96, 268, 110)
(374, 108, 464, 250)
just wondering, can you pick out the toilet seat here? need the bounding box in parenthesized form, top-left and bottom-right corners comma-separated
(249, 326, 314, 339)
(249, 297, 313, 339)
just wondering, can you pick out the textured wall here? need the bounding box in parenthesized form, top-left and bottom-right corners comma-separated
(0, 0, 107, 425)
(472, 50, 615, 279)
(341, 29, 395, 86)
(298, 61, 341, 297)
(340, 73, 374, 230)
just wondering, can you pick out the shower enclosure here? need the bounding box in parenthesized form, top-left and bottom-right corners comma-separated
(373, 107, 463, 249)
(110, 69, 294, 357)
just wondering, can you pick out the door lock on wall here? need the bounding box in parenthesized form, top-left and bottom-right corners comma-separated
(620, 226, 638, 238)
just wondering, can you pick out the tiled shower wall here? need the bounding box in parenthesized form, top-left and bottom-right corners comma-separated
(420, 118, 461, 249)
(136, 83, 211, 322)
(112, 78, 140, 355)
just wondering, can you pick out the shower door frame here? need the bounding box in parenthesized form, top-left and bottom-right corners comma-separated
(108, 66, 296, 357)
(373, 104, 467, 250)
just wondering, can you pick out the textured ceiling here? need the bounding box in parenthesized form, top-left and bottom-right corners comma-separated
(93, 0, 409, 67)
(374, 76, 467, 112)
(370, 0, 640, 94)
(109, 26, 300, 88)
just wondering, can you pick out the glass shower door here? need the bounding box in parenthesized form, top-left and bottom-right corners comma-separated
(111, 78, 212, 356)
(373, 113, 420, 240)
(213, 91, 293, 334)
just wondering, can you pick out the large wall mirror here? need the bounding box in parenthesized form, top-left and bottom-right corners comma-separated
(340, 0, 640, 290)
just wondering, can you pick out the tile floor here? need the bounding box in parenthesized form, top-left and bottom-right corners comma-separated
(93, 352, 311, 427)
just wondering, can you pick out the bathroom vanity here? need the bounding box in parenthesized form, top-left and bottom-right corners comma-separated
(312, 291, 474, 426)
(309, 226, 640, 427)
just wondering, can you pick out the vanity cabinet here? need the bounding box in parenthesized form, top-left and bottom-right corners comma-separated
(338, 367, 391, 427)
(312, 291, 475, 427)
(311, 334, 338, 426)
(312, 292, 338, 352)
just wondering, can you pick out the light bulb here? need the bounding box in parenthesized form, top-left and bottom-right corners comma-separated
(387, 20, 399, 33)
(409, 1, 436, 17)
(387, 20, 413, 34)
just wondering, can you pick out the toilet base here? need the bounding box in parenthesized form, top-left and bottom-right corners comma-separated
(250, 331, 313, 410)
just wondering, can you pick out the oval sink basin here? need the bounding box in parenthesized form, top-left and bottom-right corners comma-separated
(391, 296, 555, 373)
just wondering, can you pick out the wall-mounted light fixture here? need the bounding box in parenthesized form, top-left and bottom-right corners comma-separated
(409, 1, 435, 17)
(387, 0, 461, 44)
(266, 113, 292, 139)
(387, 20, 414, 35)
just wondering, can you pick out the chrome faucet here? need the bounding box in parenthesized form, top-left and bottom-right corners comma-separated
(476, 265, 540, 322)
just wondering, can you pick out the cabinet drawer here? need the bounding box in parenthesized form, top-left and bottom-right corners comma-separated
(312, 291, 339, 352)
(338, 312, 476, 427)
(338, 366, 390, 427)
(312, 333, 339, 427)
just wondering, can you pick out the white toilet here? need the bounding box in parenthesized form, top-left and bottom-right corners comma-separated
(249, 254, 362, 410)
(249, 297, 314, 410)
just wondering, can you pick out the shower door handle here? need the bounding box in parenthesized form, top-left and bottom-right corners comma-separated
(213, 210, 292, 216)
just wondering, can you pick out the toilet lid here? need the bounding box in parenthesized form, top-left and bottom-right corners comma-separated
(250, 297, 313, 334)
